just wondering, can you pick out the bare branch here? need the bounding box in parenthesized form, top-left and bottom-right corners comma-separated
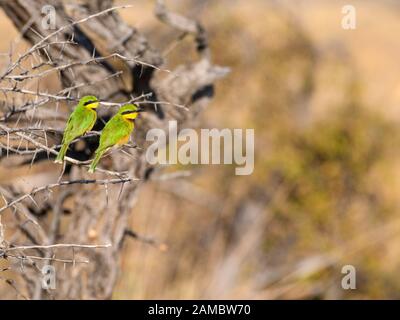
(0, 177, 136, 215)
(6, 243, 111, 252)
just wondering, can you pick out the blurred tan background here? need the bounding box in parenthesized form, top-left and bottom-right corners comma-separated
(2, 0, 400, 299)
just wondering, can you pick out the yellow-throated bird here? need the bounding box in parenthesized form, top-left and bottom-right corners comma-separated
(88, 104, 143, 173)
(54, 95, 99, 163)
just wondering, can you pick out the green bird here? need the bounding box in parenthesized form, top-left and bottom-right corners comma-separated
(54, 95, 100, 163)
(88, 104, 143, 173)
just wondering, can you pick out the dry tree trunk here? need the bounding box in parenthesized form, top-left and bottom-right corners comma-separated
(0, 0, 227, 299)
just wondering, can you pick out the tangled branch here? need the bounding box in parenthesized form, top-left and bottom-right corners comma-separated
(0, 0, 227, 299)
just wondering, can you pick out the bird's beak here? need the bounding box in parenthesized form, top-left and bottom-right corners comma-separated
(136, 107, 146, 113)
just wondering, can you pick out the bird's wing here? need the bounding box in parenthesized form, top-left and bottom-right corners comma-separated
(98, 116, 131, 151)
(64, 107, 95, 142)
(62, 109, 79, 143)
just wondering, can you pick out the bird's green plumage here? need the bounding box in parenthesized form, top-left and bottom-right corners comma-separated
(88, 104, 138, 173)
(55, 95, 98, 163)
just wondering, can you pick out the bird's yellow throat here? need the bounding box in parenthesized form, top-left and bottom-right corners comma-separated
(122, 112, 139, 120)
(85, 101, 99, 110)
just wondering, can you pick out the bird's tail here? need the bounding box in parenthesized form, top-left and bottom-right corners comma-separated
(54, 143, 68, 163)
(88, 150, 104, 173)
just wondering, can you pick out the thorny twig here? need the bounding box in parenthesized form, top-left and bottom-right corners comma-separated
(0, 177, 136, 215)
(0, 0, 227, 299)
(0, 123, 129, 176)
(5, 243, 111, 251)
(0, 5, 134, 80)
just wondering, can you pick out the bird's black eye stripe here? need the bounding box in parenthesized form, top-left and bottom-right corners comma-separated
(84, 100, 96, 106)
(121, 110, 136, 115)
